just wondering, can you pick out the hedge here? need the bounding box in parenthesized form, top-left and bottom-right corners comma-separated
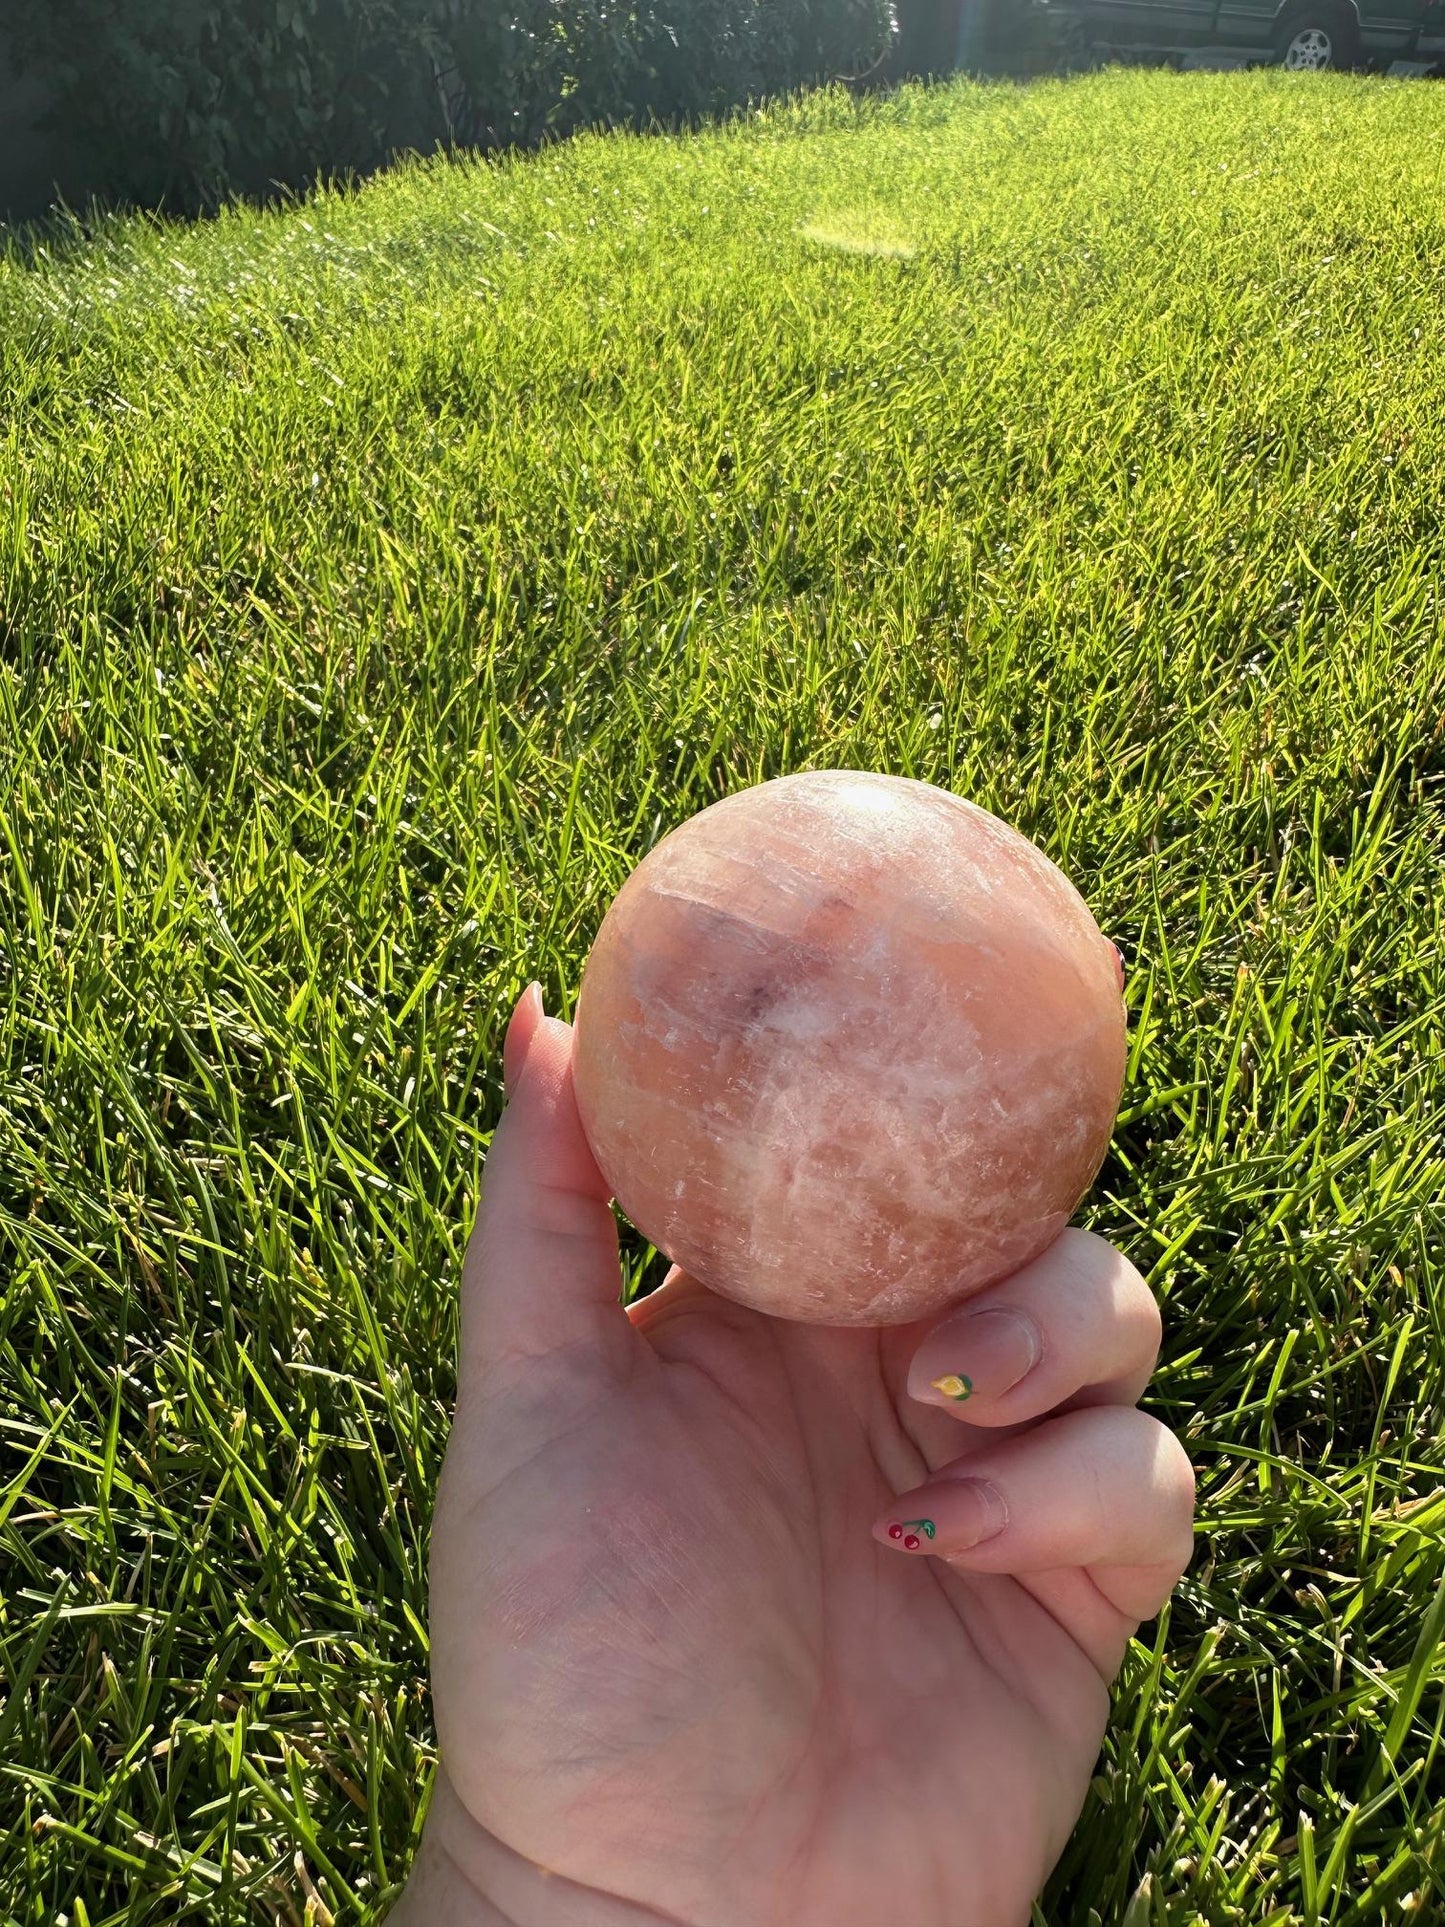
(7, 0, 898, 216)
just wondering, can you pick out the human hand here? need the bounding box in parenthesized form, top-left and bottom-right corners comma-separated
(392, 985, 1195, 1927)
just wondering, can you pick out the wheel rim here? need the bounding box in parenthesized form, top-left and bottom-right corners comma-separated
(1285, 26, 1334, 68)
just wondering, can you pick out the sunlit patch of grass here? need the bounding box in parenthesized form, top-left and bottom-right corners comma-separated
(2, 62, 1445, 1927)
(799, 211, 918, 257)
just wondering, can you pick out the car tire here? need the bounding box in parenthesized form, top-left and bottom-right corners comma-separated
(1273, 4, 1363, 70)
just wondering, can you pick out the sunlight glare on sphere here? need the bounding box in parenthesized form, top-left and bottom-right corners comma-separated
(571, 771, 1127, 1326)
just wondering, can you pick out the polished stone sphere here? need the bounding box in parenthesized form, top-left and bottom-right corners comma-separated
(571, 770, 1126, 1326)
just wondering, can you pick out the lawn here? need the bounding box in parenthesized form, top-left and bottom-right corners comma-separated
(2, 61, 1444, 1926)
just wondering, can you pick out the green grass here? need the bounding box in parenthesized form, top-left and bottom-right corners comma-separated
(2, 61, 1444, 1925)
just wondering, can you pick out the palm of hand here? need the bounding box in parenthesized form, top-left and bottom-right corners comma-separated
(421, 996, 1193, 1927)
(435, 1277, 1113, 1927)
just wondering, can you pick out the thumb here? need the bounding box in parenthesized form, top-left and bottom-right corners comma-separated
(458, 984, 638, 1398)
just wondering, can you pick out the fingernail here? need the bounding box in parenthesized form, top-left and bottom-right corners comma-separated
(1111, 942, 1127, 991)
(876, 1479, 1009, 1556)
(503, 982, 546, 1099)
(908, 1306, 1041, 1410)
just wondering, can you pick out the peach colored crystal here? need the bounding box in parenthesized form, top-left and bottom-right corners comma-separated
(571, 771, 1126, 1327)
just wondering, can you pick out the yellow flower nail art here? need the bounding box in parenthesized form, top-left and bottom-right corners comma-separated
(931, 1373, 973, 1402)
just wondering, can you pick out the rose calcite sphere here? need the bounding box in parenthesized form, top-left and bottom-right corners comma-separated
(571, 770, 1126, 1326)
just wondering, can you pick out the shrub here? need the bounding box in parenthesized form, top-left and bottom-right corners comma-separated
(7, 0, 894, 215)
(7, 3, 440, 210)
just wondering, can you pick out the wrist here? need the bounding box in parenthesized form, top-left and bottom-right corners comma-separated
(389, 1768, 679, 1927)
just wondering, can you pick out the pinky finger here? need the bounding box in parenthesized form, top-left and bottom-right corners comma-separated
(873, 1403, 1196, 1620)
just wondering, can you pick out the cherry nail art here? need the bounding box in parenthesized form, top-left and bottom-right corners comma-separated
(887, 1517, 936, 1552)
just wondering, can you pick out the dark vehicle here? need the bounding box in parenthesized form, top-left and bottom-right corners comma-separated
(1046, 0, 1445, 70)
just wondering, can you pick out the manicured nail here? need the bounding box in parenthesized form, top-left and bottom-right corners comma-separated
(876, 1479, 1008, 1555)
(1111, 942, 1127, 991)
(503, 982, 546, 1098)
(908, 1306, 1041, 1410)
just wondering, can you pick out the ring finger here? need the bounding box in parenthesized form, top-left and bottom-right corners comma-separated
(901, 1227, 1163, 1431)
